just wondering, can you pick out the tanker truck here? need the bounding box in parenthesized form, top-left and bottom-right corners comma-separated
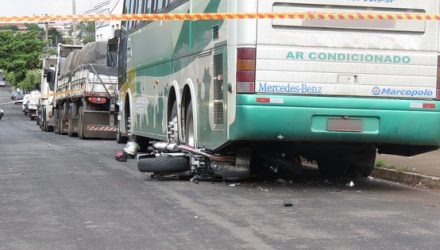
(52, 42, 118, 139)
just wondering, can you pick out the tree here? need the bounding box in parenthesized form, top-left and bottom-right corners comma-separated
(48, 28, 65, 47)
(19, 69, 41, 91)
(0, 25, 18, 31)
(77, 21, 96, 44)
(0, 31, 45, 87)
(24, 23, 43, 32)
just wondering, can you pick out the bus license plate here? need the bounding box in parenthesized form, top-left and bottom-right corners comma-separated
(327, 118, 363, 132)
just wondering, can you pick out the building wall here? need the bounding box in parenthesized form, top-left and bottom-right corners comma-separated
(94, 0, 124, 41)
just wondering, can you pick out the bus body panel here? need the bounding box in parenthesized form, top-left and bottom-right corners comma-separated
(231, 95, 440, 147)
(120, 0, 440, 155)
(123, 0, 230, 149)
(255, 0, 439, 99)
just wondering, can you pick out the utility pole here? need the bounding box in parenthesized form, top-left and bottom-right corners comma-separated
(45, 21, 49, 45)
(72, 0, 77, 15)
(72, 0, 78, 44)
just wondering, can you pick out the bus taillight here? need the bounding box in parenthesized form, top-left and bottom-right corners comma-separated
(236, 48, 256, 93)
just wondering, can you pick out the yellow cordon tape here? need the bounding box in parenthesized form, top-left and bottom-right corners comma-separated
(38, 89, 86, 99)
(1, 12, 440, 23)
(38, 88, 118, 99)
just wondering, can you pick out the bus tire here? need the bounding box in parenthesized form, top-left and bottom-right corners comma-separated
(133, 135, 149, 153)
(116, 122, 128, 144)
(168, 99, 178, 144)
(317, 155, 349, 178)
(349, 147, 377, 177)
(184, 100, 194, 147)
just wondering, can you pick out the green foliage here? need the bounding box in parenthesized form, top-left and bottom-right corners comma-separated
(77, 21, 96, 44)
(0, 31, 45, 87)
(48, 28, 65, 47)
(0, 25, 18, 31)
(24, 23, 43, 32)
(19, 69, 41, 91)
(64, 37, 73, 45)
(4, 71, 16, 86)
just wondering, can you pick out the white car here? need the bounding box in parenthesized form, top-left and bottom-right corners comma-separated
(27, 91, 40, 120)
(0, 108, 4, 120)
(22, 94, 30, 115)
(0, 75, 5, 87)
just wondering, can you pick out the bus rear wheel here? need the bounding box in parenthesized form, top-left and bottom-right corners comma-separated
(317, 156, 349, 178)
(318, 146, 377, 178)
(184, 100, 194, 147)
(349, 147, 377, 177)
(116, 121, 128, 144)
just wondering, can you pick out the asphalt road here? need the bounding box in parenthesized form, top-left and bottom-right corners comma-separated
(1, 86, 440, 249)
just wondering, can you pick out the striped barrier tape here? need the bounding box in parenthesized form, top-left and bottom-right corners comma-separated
(87, 125, 117, 132)
(1, 12, 440, 23)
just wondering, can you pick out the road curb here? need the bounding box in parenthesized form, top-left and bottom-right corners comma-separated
(372, 167, 440, 190)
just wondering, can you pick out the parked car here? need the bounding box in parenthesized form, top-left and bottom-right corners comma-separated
(27, 91, 40, 120)
(0, 108, 4, 120)
(11, 90, 23, 104)
(0, 73, 5, 87)
(22, 94, 30, 115)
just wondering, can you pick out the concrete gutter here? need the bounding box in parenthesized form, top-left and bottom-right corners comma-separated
(372, 167, 440, 190)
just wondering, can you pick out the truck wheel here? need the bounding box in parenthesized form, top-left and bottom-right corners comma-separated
(67, 109, 76, 137)
(58, 107, 65, 135)
(78, 106, 85, 139)
(116, 122, 128, 144)
(54, 109, 61, 134)
(41, 109, 47, 132)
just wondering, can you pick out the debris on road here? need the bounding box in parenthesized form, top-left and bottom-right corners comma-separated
(346, 181, 355, 188)
(275, 178, 287, 185)
(190, 177, 199, 184)
(283, 202, 293, 207)
(228, 183, 240, 187)
(115, 151, 128, 162)
(124, 142, 140, 158)
(257, 186, 269, 192)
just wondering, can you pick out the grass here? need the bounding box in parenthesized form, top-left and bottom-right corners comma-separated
(375, 160, 414, 172)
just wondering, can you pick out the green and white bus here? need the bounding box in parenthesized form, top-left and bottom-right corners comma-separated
(115, 0, 440, 179)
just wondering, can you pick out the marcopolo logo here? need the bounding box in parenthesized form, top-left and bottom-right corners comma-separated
(372, 87, 381, 96)
(372, 87, 434, 97)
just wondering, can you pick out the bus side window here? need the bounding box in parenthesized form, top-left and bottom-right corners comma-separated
(141, 0, 149, 14)
(151, 0, 158, 13)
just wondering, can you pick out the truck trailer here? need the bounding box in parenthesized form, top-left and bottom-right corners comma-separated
(53, 42, 118, 139)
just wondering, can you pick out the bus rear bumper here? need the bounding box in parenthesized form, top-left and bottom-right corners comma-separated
(230, 95, 440, 147)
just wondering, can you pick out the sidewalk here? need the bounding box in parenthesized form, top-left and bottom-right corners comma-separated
(374, 150, 440, 190)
